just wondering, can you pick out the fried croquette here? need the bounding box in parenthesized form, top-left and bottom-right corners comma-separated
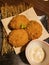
(26, 21, 42, 40)
(8, 15, 29, 30)
(8, 29, 29, 47)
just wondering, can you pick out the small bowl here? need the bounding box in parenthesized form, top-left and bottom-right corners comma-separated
(25, 39, 49, 65)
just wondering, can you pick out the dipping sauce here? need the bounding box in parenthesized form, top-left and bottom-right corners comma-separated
(25, 40, 45, 65)
(30, 45, 45, 63)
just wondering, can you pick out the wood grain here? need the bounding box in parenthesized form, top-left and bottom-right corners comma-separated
(23, 0, 49, 32)
(0, 0, 49, 55)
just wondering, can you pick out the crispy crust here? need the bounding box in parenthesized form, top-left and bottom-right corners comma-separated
(26, 21, 42, 40)
(8, 15, 29, 30)
(8, 29, 29, 47)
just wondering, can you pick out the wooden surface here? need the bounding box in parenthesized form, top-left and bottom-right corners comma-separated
(0, 0, 49, 55)
(23, 0, 49, 15)
(0, 0, 49, 17)
(23, 0, 49, 31)
(0, 0, 49, 65)
(0, 0, 49, 15)
(0, 0, 49, 31)
(0, 0, 49, 53)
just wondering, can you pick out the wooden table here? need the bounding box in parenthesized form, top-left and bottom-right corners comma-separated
(24, 0, 49, 30)
(0, 0, 49, 16)
(0, 0, 49, 65)
(0, 0, 49, 31)
(24, 0, 49, 15)
(0, 0, 49, 15)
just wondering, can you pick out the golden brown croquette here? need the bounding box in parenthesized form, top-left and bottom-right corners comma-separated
(26, 21, 42, 40)
(8, 15, 29, 30)
(8, 29, 29, 47)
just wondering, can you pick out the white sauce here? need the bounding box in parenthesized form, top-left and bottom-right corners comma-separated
(26, 40, 45, 64)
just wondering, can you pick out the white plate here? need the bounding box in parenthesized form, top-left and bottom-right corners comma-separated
(1, 7, 49, 54)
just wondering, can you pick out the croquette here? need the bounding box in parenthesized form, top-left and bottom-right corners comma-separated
(8, 15, 29, 30)
(8, 29, 29, 47)
(26, 21, 42, 40)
